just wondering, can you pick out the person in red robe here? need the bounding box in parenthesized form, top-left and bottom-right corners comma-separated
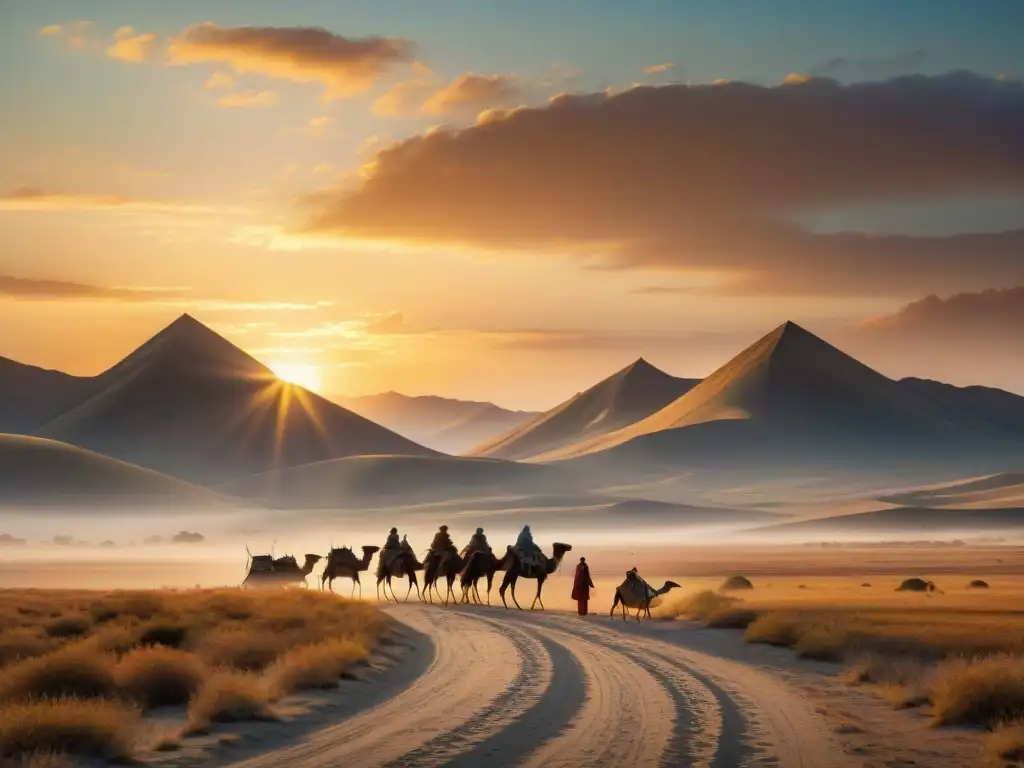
(571, 557, 595, 616)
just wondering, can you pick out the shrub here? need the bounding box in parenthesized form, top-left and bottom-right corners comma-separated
(0, 648, 116, 703)
(44, 617, 91, 639)
(197, 627, 292, 672)
(794, 620, 851, 662)
(268, 638, 368, 697)
(0, 632, 55, 669)
(932, 655, 1024, 727)
(986, 720, 1024, 765)
(137, 623, 189, 649)
(721, 575, 753, 591)
(0, 699, 138, 760)
(186, 674, 274, 732)
(744, 612, 801, 647)
(116, 647, 206, 710)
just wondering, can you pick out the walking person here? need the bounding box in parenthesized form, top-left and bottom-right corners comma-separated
(571, 556, 595, 616)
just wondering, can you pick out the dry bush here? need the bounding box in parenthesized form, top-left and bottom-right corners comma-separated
(794, 619, 852, 662)
(844, 654, 927, 687)
(197, 626, 293, 672)
(932, 655, 1024, 727)
(0, 647, 116, 703)
(0, 699, 139, 761)
(986, 720, 1024, 765)
(0, 632, 54, 669)
(186, 673, 274, 732)
(6, 751, 77, 768)
(43, 616, 91, 639)
(744, 612, 803, 647)
(116, 646, 206, 710)
(136, 622, 189, 649)
(268, 637, 368, 697)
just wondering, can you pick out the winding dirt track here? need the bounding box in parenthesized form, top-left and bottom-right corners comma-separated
(234, 605, 859, 768)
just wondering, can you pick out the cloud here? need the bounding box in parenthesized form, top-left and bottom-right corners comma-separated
(273, 311, 410, 339)
(38, 20, 92, 49)
(0, 187, 232, 214)
(301, 72, 1024, 297)
(204, 71, 235, 89)
(106, 25, 156, 63)
(303, 116, 333, 137)
(849, 286, 1024, 393)
(168, 23, 413, 100)
(216, 89, 280, 108)
(812, 50, 928, 80)
(644, 62, 674, 75)
(373, 77, 437, 116)
(421, 73, 519, 115)
(781, 72, 813, 85)
(628, 286, 695, 295)
(0, 275, 182, 302)
(39, 24, 63, 37)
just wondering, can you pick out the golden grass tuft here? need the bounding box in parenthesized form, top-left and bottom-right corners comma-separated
(8, 750, 77, 768)
(0, 699, 139, 760)
(186, 673, 275, 732)
(793, 619, 851, 662)
(116, 646, 205, 710)
(743, 612, 803, 647)
(43, 616, 91, 639)
(931, 654, 1024, 727)
(0, 647, 116, 703)
(986, 720, 1024, 765)
(268, 637, 369, 697)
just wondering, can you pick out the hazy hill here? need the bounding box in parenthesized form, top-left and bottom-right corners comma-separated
(470, 358, 699, 461)
(550, 322, 1024, 478)
(0, 434, 225, 507)
(0, 357, 90, 433)
(898, 378, 1024, 437)
(334, 391, 538, 453)
(879, 473, 1024, 510)
(222, 453, 567, 508)
(36, 314, 436, 485)
(754, 505, 1024, 538)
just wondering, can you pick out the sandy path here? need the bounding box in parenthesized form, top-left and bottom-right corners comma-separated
(225, 603, 871, 768)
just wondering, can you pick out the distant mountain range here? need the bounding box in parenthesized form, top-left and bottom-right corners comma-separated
(471, 358, 699, 461)
(3, 314, 435, 486)
(333, 391, 539, 454)
(3, 316, 1024, 517)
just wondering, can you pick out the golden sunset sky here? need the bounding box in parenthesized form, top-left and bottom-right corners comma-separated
(2, 1, 1024, 408)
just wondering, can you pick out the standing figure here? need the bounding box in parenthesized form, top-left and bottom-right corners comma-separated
(572, 556, 595, 616)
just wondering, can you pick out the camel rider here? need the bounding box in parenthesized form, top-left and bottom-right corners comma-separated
(462, 527, 492, 557)
(382, 527, 401, 569)
(626, 566, 656, 600)
(515, 524, 542, 570)
(429, 525, 457, 557)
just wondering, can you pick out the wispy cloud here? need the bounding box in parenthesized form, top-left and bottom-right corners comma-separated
(105, 26, 156, 63)
(0, 187, 235, 214)
(643, 61, 674, 75)
(204, 71, 235, 89)
(375, 71, 519, 116)
(168, 23, 413, 100)
(216, 89, 280, 108)
(0, 275, 182, 302)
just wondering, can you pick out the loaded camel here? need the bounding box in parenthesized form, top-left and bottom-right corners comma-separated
(376, 538, 423, 602)
(499, 542, 572, 611)
(610, 572, 681, 621)
(321, 545, 380, 597)
(242, 552, 322, 589)
(459, 548, 510, 605)
(424, 549, 467, 606)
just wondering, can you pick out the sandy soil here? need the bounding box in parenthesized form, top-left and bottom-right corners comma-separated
(143, 603, 981, 768)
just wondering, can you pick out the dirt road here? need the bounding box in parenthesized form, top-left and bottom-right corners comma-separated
(229, 603, 871, 768)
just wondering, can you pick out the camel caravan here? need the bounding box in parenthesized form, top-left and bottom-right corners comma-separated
(242, 525, 575, 611)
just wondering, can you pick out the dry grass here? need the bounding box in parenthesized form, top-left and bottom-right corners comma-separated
(0, 587, 389, 759)
(0, 699, 139, 761)
(186, 673, 274, 732)
(932, 655, 1024, 727)
(116, 646, 205, 710)
(269, 637, 368, 697)
(654, 590, 758, 628)
(986, 720, 1024, 766)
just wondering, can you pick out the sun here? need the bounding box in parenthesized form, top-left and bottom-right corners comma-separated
(269, 362, 323, 393)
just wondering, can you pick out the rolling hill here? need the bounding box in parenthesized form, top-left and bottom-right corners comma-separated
(35, 314, 437, 485)
(0, 357, 90, 433)
(753, 505, 1024, 538)
(0, 434, 225, 507)
(897, 378, 1024, 437)
(222, 454, 568, 508)
(334, 391, 538, 453)
(548, 322, 1024, 480)
(879, 473, 1024, 510)
(470, 358, 699, 461)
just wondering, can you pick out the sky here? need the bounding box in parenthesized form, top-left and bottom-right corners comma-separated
(2, 0, 1024, 409)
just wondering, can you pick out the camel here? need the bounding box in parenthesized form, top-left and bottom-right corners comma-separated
(321, 545, 380, 597)
(610, 575, 681, 621)
(459, 548, 511, 605)
(498, 542, 572, 611)
(424, 550, 466, 606)
(375, 540, 423, 603)
(242, 553, 322, 589)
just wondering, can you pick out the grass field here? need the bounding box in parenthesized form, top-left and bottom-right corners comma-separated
(0, 588, 388, 764)
(654, 574, 1024, 765)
